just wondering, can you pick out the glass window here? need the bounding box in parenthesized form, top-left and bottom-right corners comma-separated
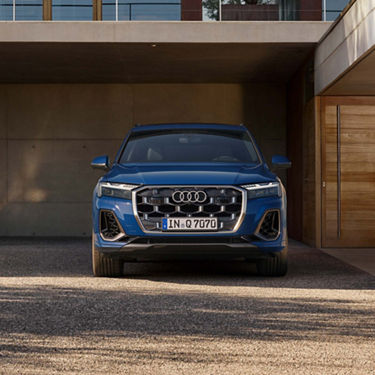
(279, 0, 297, 21)
(126, 3, 180, 21)
(102, 0, 115, 20)
(0, 0, 12, 20)
(1, 0, 42, 20)
(324, 0, 350, 21)
(52, 0, 93, 20)
(16, 0, 42, 20)
(204, 0, 280, 21)
(103, 0, 181, 21)
(118, 1, 130, 20)
(120, 130, 260, 164)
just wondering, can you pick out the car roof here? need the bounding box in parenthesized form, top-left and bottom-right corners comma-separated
(130, 123, 247, 133)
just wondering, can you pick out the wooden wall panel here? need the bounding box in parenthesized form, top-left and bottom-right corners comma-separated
(321, 97, 375, 247)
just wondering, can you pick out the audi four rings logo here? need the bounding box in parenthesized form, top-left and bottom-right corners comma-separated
(172, 190, 207, 203)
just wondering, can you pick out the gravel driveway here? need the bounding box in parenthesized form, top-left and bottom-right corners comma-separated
(0, 239, 374, 375)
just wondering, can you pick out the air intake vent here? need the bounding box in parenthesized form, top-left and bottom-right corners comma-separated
(100, 210, 125, 241)
(256, 210, 280, 241)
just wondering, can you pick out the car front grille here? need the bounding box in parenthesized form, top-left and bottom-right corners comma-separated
(134, 186, 244, 233)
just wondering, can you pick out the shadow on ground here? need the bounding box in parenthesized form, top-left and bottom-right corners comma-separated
(1, 238, 375, 374)
(0, 283, 374, 344)
(0, 238, 374, 291)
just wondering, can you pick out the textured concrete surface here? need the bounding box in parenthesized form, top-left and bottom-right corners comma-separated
(0, 239, 374, 374)
(0, 21, 330, 44)
(321, 248, 375, 276)
(0, 22, 330, 84)
(322, 49, 375, 95)
(0, 83, 286, 236)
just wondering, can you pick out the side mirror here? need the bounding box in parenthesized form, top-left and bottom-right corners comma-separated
(91, 155, 110, 171)
(271, 155, 291, 169)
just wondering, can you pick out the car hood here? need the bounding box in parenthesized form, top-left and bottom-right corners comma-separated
(104, 164, 276, 185)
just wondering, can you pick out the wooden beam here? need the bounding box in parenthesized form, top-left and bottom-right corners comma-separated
(315, 96, 322, 248)
(93, 0, 102, 21)
(43, 0, 52, 20)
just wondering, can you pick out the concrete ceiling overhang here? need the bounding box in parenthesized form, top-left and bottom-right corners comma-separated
(0, 41, 320, 83)
(322, 47, 375, 95)
(0, 21, 330, 84)
(315, 0, 375, 96)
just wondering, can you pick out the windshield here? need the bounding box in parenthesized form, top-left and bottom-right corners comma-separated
(120, 129, 260, 164)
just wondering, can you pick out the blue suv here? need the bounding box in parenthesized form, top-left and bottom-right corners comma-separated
(91, 123, 291, 277)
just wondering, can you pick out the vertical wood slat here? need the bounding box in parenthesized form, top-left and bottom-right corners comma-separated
(321, 97, 328, 247)
(336, 105, 341, 239)
(43, 0, 52, 20)
(315, 96, 322, 248)
(322, 101, 339, 247)
(93, 0, 102, 20)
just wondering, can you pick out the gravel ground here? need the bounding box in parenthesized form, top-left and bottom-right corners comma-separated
(0, 238, 375, 375)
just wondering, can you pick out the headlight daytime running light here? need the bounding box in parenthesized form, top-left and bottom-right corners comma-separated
(241, 182, 281, 199)
(98, 182, 139, 200)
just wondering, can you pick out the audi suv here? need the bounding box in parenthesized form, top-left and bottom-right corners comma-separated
(91, 123, 291, 277)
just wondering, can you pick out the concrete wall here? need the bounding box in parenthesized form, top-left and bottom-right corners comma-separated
(0, 83, 286, 236)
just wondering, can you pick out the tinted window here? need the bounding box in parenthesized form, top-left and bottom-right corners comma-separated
(120, 130, 260, 164)
(16, 0, 43, 20)
(0, 0, 42, 20)
(52, 0, 92, 20)
(127, 3, 181, 21)
(325, 0, 349, 21)
(102, 0, 116, 20)
(0, 0, 12, 20)
(102, 0, 181, 21)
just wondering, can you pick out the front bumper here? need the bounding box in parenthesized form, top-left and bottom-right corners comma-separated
(92, 186, 288, 261)
(93, 234, 286, 261)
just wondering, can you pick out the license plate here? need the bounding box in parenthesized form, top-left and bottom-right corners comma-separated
(162, 218, 218, 231)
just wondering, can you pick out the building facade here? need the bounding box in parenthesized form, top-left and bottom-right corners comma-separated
(0, 0, 348, 21)
(1, 0, 374, 250)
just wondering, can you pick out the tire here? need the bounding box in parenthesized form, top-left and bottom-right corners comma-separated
(256, 247, 288, 277)
(92, 234, 123, 277)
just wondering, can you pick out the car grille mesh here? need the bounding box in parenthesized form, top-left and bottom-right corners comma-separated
(135, 187, 243, 232)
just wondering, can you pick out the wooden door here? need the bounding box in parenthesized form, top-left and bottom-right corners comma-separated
(322, 98, 375, 247)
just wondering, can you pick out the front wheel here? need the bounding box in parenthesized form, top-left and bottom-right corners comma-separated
(92, 234, 123, 277)
(256, 247, 288, 277)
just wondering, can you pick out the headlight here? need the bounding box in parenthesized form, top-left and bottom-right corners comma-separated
(241, 182, 280, 199)
(98, 182, 139, 200)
